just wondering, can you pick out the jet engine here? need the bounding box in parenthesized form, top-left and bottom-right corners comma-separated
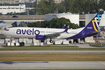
(35, 34, 45, 40)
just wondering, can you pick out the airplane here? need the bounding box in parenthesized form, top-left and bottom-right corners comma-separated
(1, 12, 103, 43)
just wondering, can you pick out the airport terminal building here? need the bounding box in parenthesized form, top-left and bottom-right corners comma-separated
(0, 4, 26, 14)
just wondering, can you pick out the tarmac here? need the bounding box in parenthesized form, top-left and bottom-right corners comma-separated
(0, 61, 105, 69)
(0, 44, 105, 69)
(0, 44, 3, 48)
(0, 50, 105, 54)
(69, 43, 105, 48)
(0, 43, 105, 48)
(0, 43, 105, 54)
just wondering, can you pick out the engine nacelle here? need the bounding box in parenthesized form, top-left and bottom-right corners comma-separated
(35, 35, 45, 40)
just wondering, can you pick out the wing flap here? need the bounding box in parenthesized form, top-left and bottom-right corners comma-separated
(45, 32, 62, 39)
(45, 25, 70, 39)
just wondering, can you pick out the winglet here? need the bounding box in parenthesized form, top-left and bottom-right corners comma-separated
(64, 25, 70, 34)
(62, 24, 66, 29)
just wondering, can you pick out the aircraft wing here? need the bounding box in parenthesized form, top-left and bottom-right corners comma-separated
(45, 31, 64, 39)
(45, 25, 69, 39)
(36, 25, 70, 40)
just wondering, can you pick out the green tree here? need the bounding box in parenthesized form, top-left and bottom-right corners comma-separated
(58, 2, 65, 13)
(58, 0, 104, 14)
(62, 0, 75, 13)
(44, 18, 71, 28)
(27, 18, 80, 29)
(18, 22, 28, 27)
(36, 0, 105, 14)
(37, 0, 55, 15)
(79, 21, 85, 27)
(29, 10, 35, 15)
(27, 22, 41, 27)
(98, 0, 105, 11)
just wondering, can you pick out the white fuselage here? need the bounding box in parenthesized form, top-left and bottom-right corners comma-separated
(1, 27, 84, 39)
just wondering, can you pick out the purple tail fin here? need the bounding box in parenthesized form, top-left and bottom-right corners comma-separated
(83, 12, 103, 33)
(62, 24, 66, 29)
(64, 25, 70, 34)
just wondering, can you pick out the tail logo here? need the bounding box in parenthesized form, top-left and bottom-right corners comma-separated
(92, 20, 99, 31)
(92, 14, 102, 31)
